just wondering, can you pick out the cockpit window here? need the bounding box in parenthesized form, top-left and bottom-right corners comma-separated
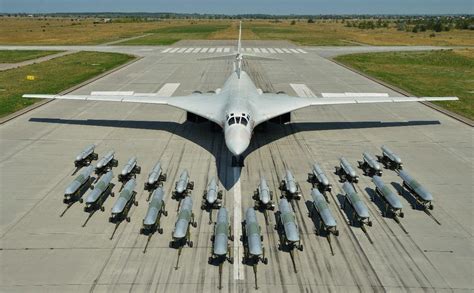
(241, 117, 248, 126)
(228, 117, 236, 125)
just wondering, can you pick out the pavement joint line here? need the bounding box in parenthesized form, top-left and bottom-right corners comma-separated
(232, 167, 245, 281)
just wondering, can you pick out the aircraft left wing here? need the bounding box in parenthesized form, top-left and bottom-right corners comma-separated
(252, 93, 458, 125)
(23, 92, 225, 125)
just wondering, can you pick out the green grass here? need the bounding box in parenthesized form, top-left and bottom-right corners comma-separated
(120, 23, 229, 45)
(0, 51, 135, 118)
(0, 50, 62, 63)
(335, 49, 474, 120)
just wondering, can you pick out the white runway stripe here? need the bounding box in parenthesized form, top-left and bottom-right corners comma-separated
(223, 47, 230, 53)
(192, 48, 201, 53)
(268, 48, 276, 53)
(161, 48, 172, 53)
(260, 48, 268, 53)
(156, 83, 180, 97)
(290, 49, 299, 53)
(290, 83, 317, 98)
(253, 48, 261, 53)
(297, 49, 307, 53)
(177, 48, 186, 53)
(208, 48, 216, 53)
(200, 48, 209, 53)
(245, 48, 252, 53)
(216, 47, 223, 53)
(282, 48, 291, 53)
(169, 48, 179, 53)
(161, 47, 309, 54)
(275, 48, 284, 53)
(184, 48, 193, 53)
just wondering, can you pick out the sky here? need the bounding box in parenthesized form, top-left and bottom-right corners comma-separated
(1, 0, 473, 15)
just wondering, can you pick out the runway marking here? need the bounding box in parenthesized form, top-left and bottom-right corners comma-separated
(244, 48, 252, 53)
(169, 48, 180, 53)
(233, 167, 244, 280)
(290, 83, 317, 98)
(216, 47, 223, 53)
(223, 47, 230, 53)
(297, 49, 307, 53)
(160, 47, 308, 55)
(282, 48, 291, 53)
(253, 48, 261, 53)
(184, 48, 193, 53)
(200, 48, 209, 53)
(177, 48, 186, 53)
(267, 48, 276, 53)
(161, 48, 172, 53)
(156, 83, 180, 97)
(208, 48, 216, 53)
(260, 48, 269, 53)
(192, 48, 201, 53)
(275, 48, 284, 53)
(290, 49, 300, 53)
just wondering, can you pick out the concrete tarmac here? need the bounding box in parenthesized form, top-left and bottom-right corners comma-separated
(0, 42, 472, 292)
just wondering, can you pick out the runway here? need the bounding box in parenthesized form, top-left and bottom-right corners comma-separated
(0, 41, 472, 292)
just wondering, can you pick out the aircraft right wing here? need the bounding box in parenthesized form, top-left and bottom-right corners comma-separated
(252, 93, 458, 125)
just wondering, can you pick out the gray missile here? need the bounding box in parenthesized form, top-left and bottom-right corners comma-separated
(144, 161, 167, 191)
(64, 165, 94, 203)
(121, 157, 137, 176)
(172, 196, 197, 246)
(109, 179, 138, 223)
(278, 198, 303, 250)
(336, 157, 359, 183)
(74, 144, 98, 168)
(95, 150, 118, 176)
(141, 186, 168, 234)
(398, 170, 434, 210)
(253, 177, 274, 210)
(279, 169, 301, 200)
(342, 182, 372, 226)
(372, 176, 404, 217)
(358, 152, 383, 176)
(212, 207, 233, 257)
(204, 177, 222, 206)
(310, 188, 339, 236)
(84, 170, 114, 212)
(173, 170, 194, 199)
(118, 156, 141, 183)
(243, 208, 267, 261)
(307, 163, 332, 193)
(378, 145, 403, 170)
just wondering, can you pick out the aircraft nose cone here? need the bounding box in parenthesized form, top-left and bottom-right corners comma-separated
(225, 126, 250, 156)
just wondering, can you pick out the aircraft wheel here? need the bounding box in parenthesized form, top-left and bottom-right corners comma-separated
(100, 206, 105, 212)
(400, 212, 405, 218)
(229, 235, 234, 241)
(169, 242, 173, 248)
(126, 217, 131, 222)
(299, 244, 304, 251)
(110, 192, 115, 197)
(429, 204, 434, 210)
(158, 228, 163, 234)
(211, 235, 215, 241)
(134, 201, 138, 206)
(79, 198, 83, 203)
(263, 257, 268, 265)
(201, 205, 205, 210)
(192, 222, 198, 228)
(229, 257, 234, 264)
(189, 241, 194, 247)
(260, 235, 264, 241)
(140, 228, 144, 234)
(368, 221, 373, 227)
(335, 230, 340, 237)
(277, 244, 282, 251)
(163, 211, 168, 217)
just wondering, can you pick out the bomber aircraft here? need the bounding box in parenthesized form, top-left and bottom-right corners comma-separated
(24, 22, 457, 167)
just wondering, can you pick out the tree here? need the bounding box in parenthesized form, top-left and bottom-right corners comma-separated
(291, 20, 296, 25)
(307, 18, 314, 23)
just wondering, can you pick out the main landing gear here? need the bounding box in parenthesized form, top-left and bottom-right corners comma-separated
(232, 156, 244, 167)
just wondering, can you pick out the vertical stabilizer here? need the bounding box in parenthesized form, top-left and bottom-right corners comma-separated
(237, 21, 242, 54)
(236, 21, 242, 78)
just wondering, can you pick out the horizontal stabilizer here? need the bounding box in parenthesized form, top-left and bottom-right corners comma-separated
(322, 93, 389, 98)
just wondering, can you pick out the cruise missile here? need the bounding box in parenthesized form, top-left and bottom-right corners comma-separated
(171, 196, 197, 247)
(372, 176, 404, 218)
(307, 163, 332, 194)
(242, 207, 268, 289)
(74, 144, 98, 168)
(277, 198, 303, 251)
(95, 150, 118, 178)
(377, 145, 403, 170)
(210, 207, 233, 289)
(358, 152, 383, 176)
(141, 186, 168, 235)
(64, 165, 94, 204)
(398, 170, 434, 210)
(144, 161, 167, 191)
(202, 177, 223, 209)
(253, 177, 275, 210)
(84, 170, 114, 213)
(342, 182, 372, 226)
(335, 157, 359, 183)
(172, 169, 194, 200)
(310, 188, 339, 236)
(279, 169, 302, 200)
(118, 156, 141, 184)
(109, 179, 138, 223)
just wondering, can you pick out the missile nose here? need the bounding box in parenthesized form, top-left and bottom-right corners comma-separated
(225, 125, 250, 156)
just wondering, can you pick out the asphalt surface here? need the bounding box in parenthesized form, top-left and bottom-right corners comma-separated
(0, 41, 472, 292)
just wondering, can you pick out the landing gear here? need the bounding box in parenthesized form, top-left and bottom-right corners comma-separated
(232, 155, 244, 167)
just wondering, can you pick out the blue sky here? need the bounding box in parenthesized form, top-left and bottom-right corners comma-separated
(1, 0, 473, 14)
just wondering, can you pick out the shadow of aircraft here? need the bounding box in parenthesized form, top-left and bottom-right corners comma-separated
(29, 117, 440, 190)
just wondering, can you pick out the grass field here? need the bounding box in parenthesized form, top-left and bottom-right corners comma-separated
(0, 50, 62, 63)
(1, 17, 473, 46)
(335, 49, 474, 120)
(0, 51, 134, 118)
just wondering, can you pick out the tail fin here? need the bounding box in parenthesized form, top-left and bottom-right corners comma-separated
(237, 21, 242, 54)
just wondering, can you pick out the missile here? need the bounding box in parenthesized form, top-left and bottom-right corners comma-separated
(310, 188, 339, 236)
(64, 165, 94, 203)
(144, 161, 167, 191)
(378, 145, 403, 170)
(74, 144, 98, 168)
(211, 207, 233, 258)
(253, 177, 274, 210)
(279, 169, 301, 200)
(173, 169, 194, 199)
(109, 179, 138, 223)
(84, 170, 114, 212)
(336, 157, 359, 183)
(204, 177, 223, 206)
(172, 196, 197, 246)
(372, 176, 404, 217)
(398, 170, 434, 210)
(278, 198, 303, 251)
(358, 152, 382, 176)
(342, 182, 372, 226)
(118, 156, 141, 183)
(307, 163, 332, 193)
(141, 186, 168, 234)
(121, 157, 137, 176)
(243, 208, 268, 262)
(95, 150, 118, 176)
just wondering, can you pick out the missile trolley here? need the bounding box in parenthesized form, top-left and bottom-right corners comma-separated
(335, 157, 359, 183)
(342, 182, 372, 226)
(95, 150, 118, 179)
(64, 165, 94, 204)
(242, 207, 268, 290)
(372, 176, 404, 218)
(171, 196, 197, 270)
(109, 179, 138, 224)
(358, 152, 383, 177)
(118, 156, 141, 185)
(398, 170, 434, 210)
(74, 144, 98, 169)
(209, 208, 234, 290)
(310, 188, 339, 255)
(253, 177, 275, 225)
(307, 163, 332, 195)
(144, 161, 167, 192)
(84, 171, 114, 213)
(172, 170, 194, 210)
(279, 169, 302, 200)
(201, 178, 223, 224)
(276, 198, 303, 273)
(377, 145, 403, 170)
(141, 187, 168, 235)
